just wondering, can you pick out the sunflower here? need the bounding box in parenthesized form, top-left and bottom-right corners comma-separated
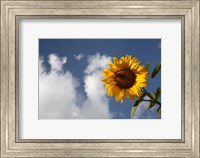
(102, 55, 149, 103)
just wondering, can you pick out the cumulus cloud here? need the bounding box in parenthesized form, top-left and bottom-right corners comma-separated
(39, 55, 78, 119)
(80, 54, 112, 118)
(85, 53, 111, 74)
(74, 53, 84, 61)
(48, 53, 67, 72)
(39, 53, 112, 119)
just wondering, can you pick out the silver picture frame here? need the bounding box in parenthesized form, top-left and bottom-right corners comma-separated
(1, 0, 199, 157)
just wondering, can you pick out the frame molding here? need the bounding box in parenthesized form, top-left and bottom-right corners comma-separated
(1, 0, 199, 157)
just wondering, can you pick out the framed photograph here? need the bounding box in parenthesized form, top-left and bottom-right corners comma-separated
(1, 0, 199, 157)
(38, 38, 161, 120)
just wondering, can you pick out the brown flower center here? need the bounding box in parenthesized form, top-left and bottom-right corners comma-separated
(115, 69, 136, 89)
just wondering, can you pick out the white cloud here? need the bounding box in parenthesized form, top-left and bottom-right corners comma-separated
(48, 53, 67, 72)
(74, 53, 84, 61)
(39, 55, 78, 119)
(39, 53, 112, 119)
(80, 54, 112, 118)
(85, 53, 111, 74)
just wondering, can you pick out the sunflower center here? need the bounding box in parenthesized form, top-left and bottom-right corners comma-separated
(115, 69, 136, 89)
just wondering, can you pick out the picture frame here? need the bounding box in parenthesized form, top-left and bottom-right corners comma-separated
(0, 0, 199, 157)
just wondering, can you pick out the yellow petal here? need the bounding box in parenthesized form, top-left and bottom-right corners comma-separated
(107, 84, 115, 96)
(119, 56, 130, 68)
(137, 74, 148, 80)
(112, 85, 121, 96)
(115, 96, 120, 102)
(137, 65, 147, 72)
(137, 82, 149, 87)
(101, 77, 114, 84)
(130, 85, 142, 97)
(114, 87, 123, 102)
(131, 61, 140, 70)
(120, 56, 125, 62)
(102, 68, 114, 77)
(129, 57, 138, 66)
(125, 55, 131, 62)
(138, 69, 149, 75)
(121, 63, 127, 68)
(107, 82, 117, 95)
(113, 57, 119, 65)
(119, 89, 125, 103)
(105, 82, 115, 88)
(109, 62, 118, 71)
(136, 76, 148, 82)
(125, 89, 135, 100)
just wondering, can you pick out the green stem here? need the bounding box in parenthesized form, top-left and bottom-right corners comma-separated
(141, 88, 161, 106)
(142, 99, 158, 103)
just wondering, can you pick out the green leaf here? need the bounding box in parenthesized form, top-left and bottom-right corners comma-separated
(151, 63, 161, 78)
(157, 106, 161, 115)
(147, 87, 161, 109)
(147, 101, 156, 109)
(151, 91, 156, 98)
(130, 104, 139, 119)
(155, 87, 161, 100)
(130, 95, 145, 119)
(146, 61, 151, 70)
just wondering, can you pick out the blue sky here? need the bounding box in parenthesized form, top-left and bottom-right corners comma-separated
(39, 39, 161, 119)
